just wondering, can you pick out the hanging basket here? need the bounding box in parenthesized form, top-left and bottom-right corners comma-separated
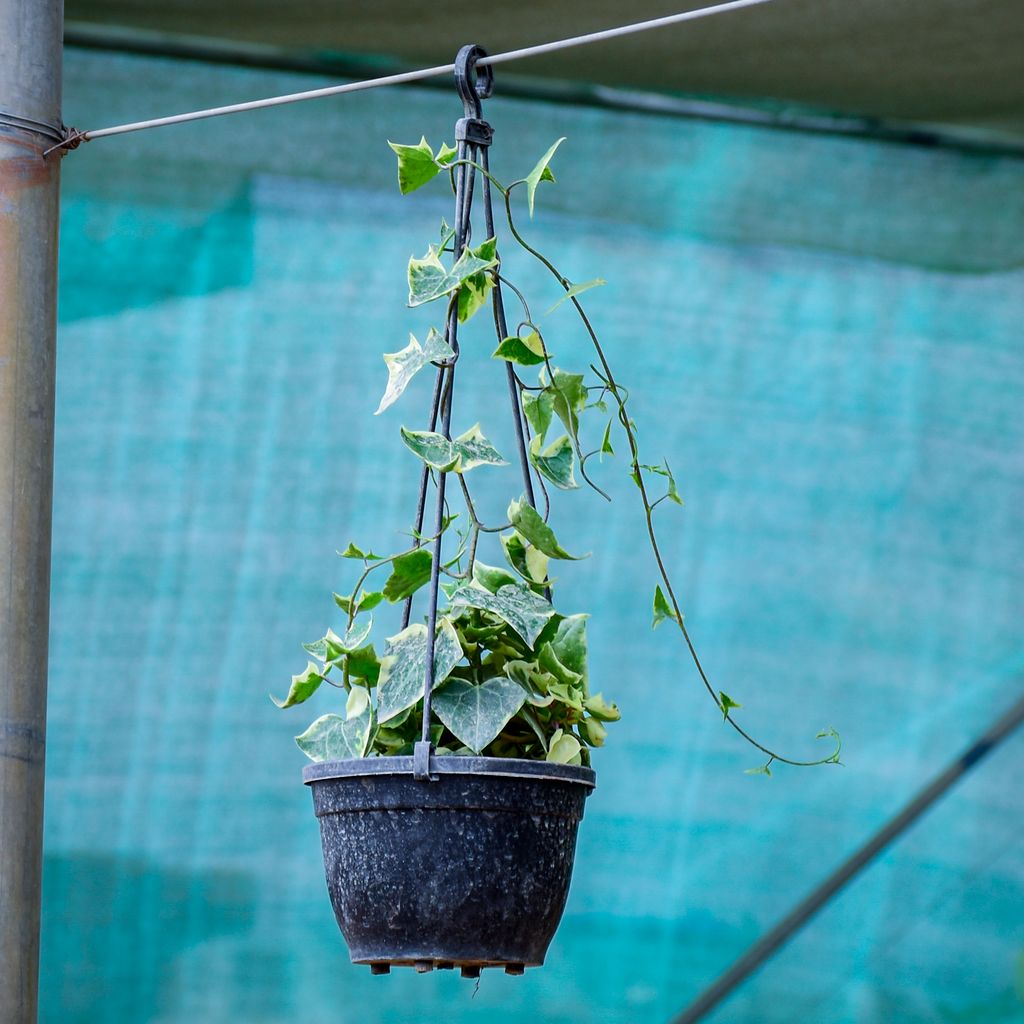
(303, 756, 595, 975)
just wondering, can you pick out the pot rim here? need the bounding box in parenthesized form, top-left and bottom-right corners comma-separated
(303, 754, 596, 789)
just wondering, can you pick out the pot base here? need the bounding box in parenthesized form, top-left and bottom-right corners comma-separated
(363, 957, 529, 976)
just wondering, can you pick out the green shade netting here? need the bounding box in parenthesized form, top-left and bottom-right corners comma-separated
(43, 49, 1024, 1024)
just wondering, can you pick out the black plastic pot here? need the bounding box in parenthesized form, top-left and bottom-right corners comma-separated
(303, 754, 596, 975)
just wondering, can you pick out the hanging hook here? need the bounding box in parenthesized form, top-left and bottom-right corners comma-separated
(454, 44, 493, 120)
(454, 45, 495, 150)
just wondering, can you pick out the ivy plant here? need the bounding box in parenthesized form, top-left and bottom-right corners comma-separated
(274, 135, 841, 775)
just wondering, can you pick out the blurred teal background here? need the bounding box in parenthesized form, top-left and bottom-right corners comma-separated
(44, 48, 1024, 1023)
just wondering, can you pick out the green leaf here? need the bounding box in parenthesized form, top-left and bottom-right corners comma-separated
(545, 728, 582, 765)
(537, 642, 582, 690)
(639, 461, 684, 505)
(547, 680, 584, 712)
(719, 691, 742, 720)
(408, 237, 499, 307)
(545, 369, 588, 439)
(504, 660, 557, 707)
(436, 142, 457, 166)
(529, 433, 578, 491)
(524, 137, 565, 217)
(432, 677, 527, 753)
(377, 618, 462, 723)
(580, 717, 608, 747)
(471, 561, 520, 595)
(295, 688, 373, 762)
(666, 469, 684, 505)
(375, 329, 455, 415)
(449, 582, 556, 648)
(522, 390, 554, 442)
(584, 692, 620, 722)
(272, 661, 324, 709)
(382, 549, 433, 603)
(389, 137, 444, 194)
(744, 762, 773, 777)
(550, 614, 589, 689)
(600, 421, 614, 458)
(508, 497, 587, 561)
(333, 590, 383, 615)
(816, 726, 843, 764)
(400, 423, 507, 474)
(546, 278, 606, 314)
(652, 584, 678, 629)
(493, 331, 546, 366)
(346, 644, 383, 686)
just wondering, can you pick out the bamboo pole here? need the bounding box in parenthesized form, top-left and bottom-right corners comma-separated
(0, 1, 64, 1019)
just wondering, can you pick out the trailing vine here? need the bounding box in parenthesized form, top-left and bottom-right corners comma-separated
(274, 134, 841, 776)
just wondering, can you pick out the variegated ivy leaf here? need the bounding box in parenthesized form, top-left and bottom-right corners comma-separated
(376, 618, 462, 723)
(493, 331, 546, 366)
(500, 531, 550, 586)
(600, 421, 614, 458)
(508, 498, 587, 561)
(524, 137, 565, 217)
(408, 237, 498, 308)
(454, 423, 509, 471)
(401, 423, 507, 474)
(471, 561, 519, 594)
(388, 137, 456, 195)
(529, 433, 578, 490)
(272, 661, 324, 709)
(544, 368, 588, 439)
(546, 278, 606, 315)
(457, 247, 496, 323)
(375, 329, 455, 415)
(302, 619, 374, 666)
(522, 390, 554, 443)
(432, 677, 527, 754)
(448, 581, 556, 648)
(294, 688, 374, 762)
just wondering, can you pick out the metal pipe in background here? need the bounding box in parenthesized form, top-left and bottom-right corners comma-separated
(0, 0, 64, 1020)
(672, 689, 1024, 1024)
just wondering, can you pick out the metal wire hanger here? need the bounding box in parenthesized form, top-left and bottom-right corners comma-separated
(408, 44, 539, 782)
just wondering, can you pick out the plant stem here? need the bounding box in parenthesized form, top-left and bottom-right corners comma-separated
(501, 187, 838, 769)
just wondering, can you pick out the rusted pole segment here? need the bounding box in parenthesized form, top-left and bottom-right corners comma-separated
(0, 1, 64, 1020)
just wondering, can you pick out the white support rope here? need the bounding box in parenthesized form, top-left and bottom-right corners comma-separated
(53, 0, 775, 151)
